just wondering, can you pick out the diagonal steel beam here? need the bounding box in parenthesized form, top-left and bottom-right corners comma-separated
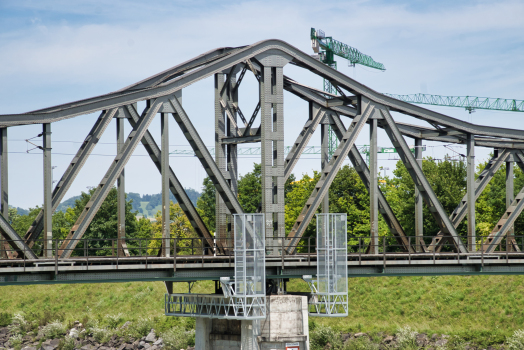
(428, 149, 510, 252)
(23, 110, 116, 249)
(0, 214, 37, 259)
(123, 105, 216, 253)
(284, 106, 325, 181)
(381, 108, 468, 253)
(481, 183, 524, 253)
(168, 96, 244, 215)
(286, 100, 373, 253)
(58, 99, 165, 258)
(329, 113, 413, 253)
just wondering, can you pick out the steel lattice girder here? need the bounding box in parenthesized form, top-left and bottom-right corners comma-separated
(381, 108, 468, 253)
(0, 214, 37, 259)
(482, 184, 524, 253)
(168, 96, 244, 215)
(23, 109, 116, 249)
(123, 104, 215, 252)
(284, 106, 325, 181)
(286, 100, 374, 253)
(328, 113, 413, 252)
(428, 150, 510, 252)
(2, 40, 524, 143)
(58, 99, 165, 258)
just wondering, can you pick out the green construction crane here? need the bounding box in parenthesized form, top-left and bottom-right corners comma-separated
(311, 28, 386, 159)
(383, 93, 524, 113)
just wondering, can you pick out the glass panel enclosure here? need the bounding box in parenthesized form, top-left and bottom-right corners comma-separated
(234, 214, 266, 297)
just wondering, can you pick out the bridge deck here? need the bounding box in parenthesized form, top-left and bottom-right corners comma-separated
(2, 252, 524, 286)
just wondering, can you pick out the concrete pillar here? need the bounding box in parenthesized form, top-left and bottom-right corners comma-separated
(261, 66, 285, 255)
(43, 123, 52, 258)
(414, 138, 423, 252)
(161, 112, 170, 257)
(467, 134, 476, 251)
(507, 158, 514, 250)
(194, 295, 309, 350)
(116, 117, 126, 256)
(0, 128, 7, 258)
(320, 121, 329, 213)
(369, 118, 378, 254)
(195, 318, 212, 350)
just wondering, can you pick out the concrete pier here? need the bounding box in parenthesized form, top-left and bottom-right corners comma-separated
(195, 295, 309, 350)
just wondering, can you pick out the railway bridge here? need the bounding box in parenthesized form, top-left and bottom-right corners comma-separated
(1, 39, 524, 349)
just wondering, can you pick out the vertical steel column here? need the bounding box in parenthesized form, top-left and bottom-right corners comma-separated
(369, 118, 378, 254)
(506, 157, 514, 250)
(467, 134, 476, 252)
(43, 123, 52, 258)
(161, 113, 170, 257)
(215, 73, 229, 250)
(320, 117, 329, 213)
(116, 117, 126, 255)
(226, 70, 238, 237)
(0, 128, 7, 258)
(261, 66, 285, 255)
(414, 138, 423, 252)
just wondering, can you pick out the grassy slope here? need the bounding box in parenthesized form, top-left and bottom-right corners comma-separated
(2, 275, 523, 343)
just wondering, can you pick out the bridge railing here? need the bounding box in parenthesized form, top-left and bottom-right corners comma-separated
(0, 234, 523, 261)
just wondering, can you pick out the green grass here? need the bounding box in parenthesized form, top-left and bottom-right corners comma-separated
(1, 275, 523, 344)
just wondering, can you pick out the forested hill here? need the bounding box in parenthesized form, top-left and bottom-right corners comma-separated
(55, 189, 201, 218)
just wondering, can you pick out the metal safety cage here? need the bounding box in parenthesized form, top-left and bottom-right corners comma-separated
(165, 214, 266, 319)
(305, 213, 348, 317)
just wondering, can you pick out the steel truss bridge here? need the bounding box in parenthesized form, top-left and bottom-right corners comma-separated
(1, 40, 524, 287)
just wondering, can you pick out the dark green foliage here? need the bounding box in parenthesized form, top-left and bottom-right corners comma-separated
(196, 177, 216, 232)
(0, 312, 11, 326)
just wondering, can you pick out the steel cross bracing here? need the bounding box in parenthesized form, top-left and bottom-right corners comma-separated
(0, 38, 523, 273)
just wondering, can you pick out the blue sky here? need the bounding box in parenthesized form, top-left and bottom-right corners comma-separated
(1, 0, 524, 209)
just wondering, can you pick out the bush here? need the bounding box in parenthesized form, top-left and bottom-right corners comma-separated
(87, 320, 113, 344)
(8, 313, 31, 336)
(507, 329, 524, 350)
(396, 325, 418, 350)
(39, 320, 67, 340)
(342, 336, 379, 350)
(8, 334, 23, 350)
(0, 312, 12, 327)
(162, 326, 195, 350)
(128, 317, 154, 338)
(310, 325, 342, 350)
(58, 336, 76, 350)
(105, 314, 123, 329)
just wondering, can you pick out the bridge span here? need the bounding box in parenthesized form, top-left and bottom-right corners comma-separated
(2, 236, 524, 286)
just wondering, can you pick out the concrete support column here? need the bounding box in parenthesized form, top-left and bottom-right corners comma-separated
(195, 318, 212, 350)
(261, 66, 285, 255)
(467, 134, 476, 252)
(320, 120, 329, 213)
(507, 158, 514, 250)
(369, 118, 378, 254)
(43, 123, 52, 258)
(414, 138, 423, 252)
(215, 73, 230, 250)
(0, 128, 7, 258)
(161, 112, 170, 257)
(116, 117, 126, 256)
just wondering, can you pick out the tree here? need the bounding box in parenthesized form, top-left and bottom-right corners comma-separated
(385, 157, 467, 247)
(148, 202, 199, 255)
(475, 157, 524, 240)
(196, 177, 216, 233)
(284, 171, 320, 240)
